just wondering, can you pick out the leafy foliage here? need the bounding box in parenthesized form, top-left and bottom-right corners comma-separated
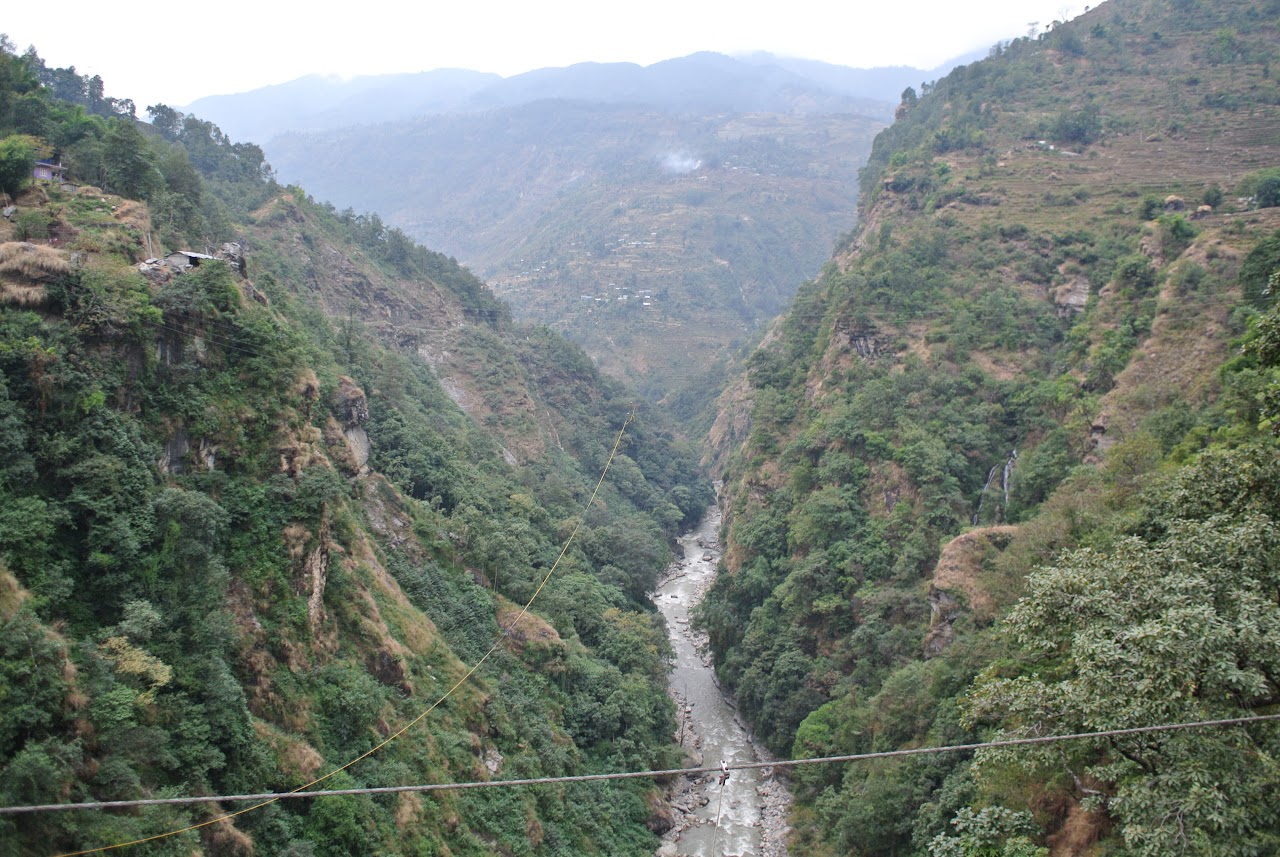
(967, 446, 1280, 855)
(0, 133, 40, 194)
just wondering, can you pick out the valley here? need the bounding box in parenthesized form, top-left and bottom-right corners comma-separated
(265, 99, 884, 402)
(3, 1, 1280, 855)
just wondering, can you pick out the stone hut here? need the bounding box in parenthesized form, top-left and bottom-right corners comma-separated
(163, 250, 215, 272)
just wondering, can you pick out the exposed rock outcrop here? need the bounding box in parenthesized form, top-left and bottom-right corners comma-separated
(924, 586, 960, 657)
(215, 241, 247, 276)
(704, 374, 756, 479)
(304, 519, 331, 635)
(160, 427, 190, 474)
(833, 318, 885, 359)
(1054, 276, 1090, 315)
(334, 376, 371, 474)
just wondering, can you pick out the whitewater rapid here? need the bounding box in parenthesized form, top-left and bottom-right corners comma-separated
(653, 506, 791, 857)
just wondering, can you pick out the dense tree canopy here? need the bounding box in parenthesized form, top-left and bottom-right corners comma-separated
(969, 474, 1280, 853)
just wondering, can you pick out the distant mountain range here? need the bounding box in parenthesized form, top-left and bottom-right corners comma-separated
(179, 50, 979, 400)
(182, 69, 502, 143)
(183, 50, 982, 145)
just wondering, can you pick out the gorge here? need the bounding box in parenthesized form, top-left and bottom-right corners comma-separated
(3, 1, 1280, 855)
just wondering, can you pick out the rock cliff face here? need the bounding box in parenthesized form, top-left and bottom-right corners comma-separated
(704, 373, 754, 476)
(334, 376, 372, 473)
(247, 193, 566, 464)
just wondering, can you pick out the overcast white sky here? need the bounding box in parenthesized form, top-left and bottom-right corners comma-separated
(4, 0, 1087, 108)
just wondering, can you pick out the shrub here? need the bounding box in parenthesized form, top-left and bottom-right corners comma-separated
(1113, 254, 1157, 293)
(1051, 104, 1102, 145)
(1239, 167, 1280, 208)
(1258, 175, 1280, 209)
(0, 135, 43, 196)
(13, 209, 51, 241)
(1157, 213, 1196, 256)
(1241, 232, 1280, 307)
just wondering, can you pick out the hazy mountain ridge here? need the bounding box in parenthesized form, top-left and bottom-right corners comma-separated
(460, 53, 891, 116)
(181, 68, 503, 144)
(739, 48, 989, 103)
(182, 52, 978, 405)
(248, 61, 902, 401)
(183, 50, 973, 143)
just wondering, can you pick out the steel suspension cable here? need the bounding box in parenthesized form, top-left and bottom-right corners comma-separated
(4, 714, 1276, 819)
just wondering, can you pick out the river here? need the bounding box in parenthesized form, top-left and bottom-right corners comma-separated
(653, 505, 792, 857)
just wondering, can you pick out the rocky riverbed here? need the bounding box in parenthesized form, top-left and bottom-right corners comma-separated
(653, 506, 792, 857)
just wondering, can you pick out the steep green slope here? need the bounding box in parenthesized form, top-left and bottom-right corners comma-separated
(701, 1, 1280, 854)
(0, 45, 712, 856)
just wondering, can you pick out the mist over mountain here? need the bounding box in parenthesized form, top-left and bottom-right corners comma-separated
(190, 52, 941, 401)
(179, 51, 983, 403)
(265, 100, 882, 400)
(738, 47, 988, 103)
(182, 68, 502, 143)
(182, 50, 983, 145)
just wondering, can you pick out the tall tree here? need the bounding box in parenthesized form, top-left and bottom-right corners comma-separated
(0, 133, 39, 195)
(100, 118, 156, 198)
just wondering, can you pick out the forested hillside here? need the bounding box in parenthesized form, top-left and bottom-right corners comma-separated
(7, 1, 1280, 854)
(701, 0, 1280, 854)
(0, 39, 713, 856)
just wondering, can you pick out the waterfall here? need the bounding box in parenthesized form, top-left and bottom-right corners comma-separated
(973, 450, 1018, 526)
(972, 464, 1000, 526)
(1002, 449, 1018, 508)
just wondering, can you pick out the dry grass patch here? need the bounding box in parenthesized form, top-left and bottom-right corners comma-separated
(0, 564, 29, 620)
(495, 596, 563, 657)
(0, 241, 70, 281)
(930, 525, 1018, 621)
(970, 350, 1024, 382)
(0, 241, 69, 307)
(111, 199, 152, 234)
(0, 281, 47, 307)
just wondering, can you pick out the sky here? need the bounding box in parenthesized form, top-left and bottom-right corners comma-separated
(4, 0, 1087, 109)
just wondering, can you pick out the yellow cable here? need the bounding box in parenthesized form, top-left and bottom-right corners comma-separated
(56, 407, 637, 856)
